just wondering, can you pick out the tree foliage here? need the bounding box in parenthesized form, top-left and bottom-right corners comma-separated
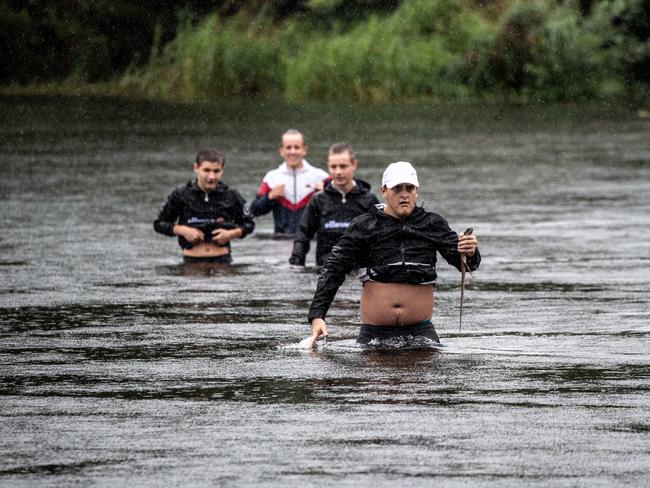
(1, 0, 648, 101)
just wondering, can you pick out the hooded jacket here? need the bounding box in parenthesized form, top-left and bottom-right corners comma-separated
(308, 204, 481, 322)
(290, 179, 379, 266)
(250, 160, 329, 235)
(154, 180, 254, 250)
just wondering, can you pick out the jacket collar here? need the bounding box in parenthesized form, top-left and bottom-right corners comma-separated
(370, 203, 426, 222)
(187, 179, 228, 195)
(324, 178, 371, 195)
(279, 159, 312, 174)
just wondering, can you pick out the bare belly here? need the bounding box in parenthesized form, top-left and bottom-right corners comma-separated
(182, 242, 230, 257)
(360, 281, 434, 326)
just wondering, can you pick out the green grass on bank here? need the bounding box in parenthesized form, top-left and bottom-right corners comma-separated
(4, 0, 649, 104)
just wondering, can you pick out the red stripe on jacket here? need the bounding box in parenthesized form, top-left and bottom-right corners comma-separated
(257, 182, 272, 196)
(276, 192, 315, 211)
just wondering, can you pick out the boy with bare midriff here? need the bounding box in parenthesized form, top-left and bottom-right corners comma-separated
(305, 161, 480, 348)
(154, 148, 254, 264)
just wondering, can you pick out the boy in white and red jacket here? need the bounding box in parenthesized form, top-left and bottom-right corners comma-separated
(250, 129, 328, 236)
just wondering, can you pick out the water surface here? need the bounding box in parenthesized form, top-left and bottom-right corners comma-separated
(1, 95, 649, 486)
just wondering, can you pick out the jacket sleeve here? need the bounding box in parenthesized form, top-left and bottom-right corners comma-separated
(250, 193, 275, 217)
(233, 190, 255, 237)
(250, 180, 276, 217)
(435, 217, 481, 272)
(290, 196, 321, 265)
(153, 189, 180, 236)
(307, 222, 364, 322)
(440, 246, 481, 272)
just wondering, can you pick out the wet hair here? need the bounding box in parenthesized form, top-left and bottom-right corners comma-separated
(281, 128, 306, 146)
(329, 142, 356, 160)
(195, 148, 225, 166)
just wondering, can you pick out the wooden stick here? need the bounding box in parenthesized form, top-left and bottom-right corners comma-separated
(459, 228, 473, 332)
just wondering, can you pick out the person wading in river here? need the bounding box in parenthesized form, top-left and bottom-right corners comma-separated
(154, 148, 254, 264)
(305, 161, 480, 348)
(250, 129, 329, 236)
(289, 142, 379, 266)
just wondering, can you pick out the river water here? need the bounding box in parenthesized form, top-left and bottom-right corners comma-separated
(1, 95, 649, 486)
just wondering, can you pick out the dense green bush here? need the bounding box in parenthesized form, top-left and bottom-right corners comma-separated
(588, 0, 650, 86)
(481, 1, 624, 100)
(285, 0, 496, 101)
(482, 3, 547, 93)
(149, 0, 495, 101)
(525, 5, 623, 100)
(137, 14, 284, 100)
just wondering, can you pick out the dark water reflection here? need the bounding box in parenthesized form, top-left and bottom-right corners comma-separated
(1, 95, 649, 486)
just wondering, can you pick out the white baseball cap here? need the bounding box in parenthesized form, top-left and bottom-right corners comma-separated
(381, 161, 419, 188)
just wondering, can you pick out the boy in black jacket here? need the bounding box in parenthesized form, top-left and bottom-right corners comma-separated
(154, 148, 254, 264)
(305, 161, 480, 349)
(289, 143, 379, 266)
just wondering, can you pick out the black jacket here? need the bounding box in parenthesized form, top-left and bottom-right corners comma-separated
(290, 179, 379, 266)
(308, 204, 481, 322)
(154, 180, 254, 249)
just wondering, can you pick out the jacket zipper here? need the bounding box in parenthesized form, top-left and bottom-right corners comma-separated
(290, 169, 296, 204)
(337, 187, 347, 203)
(401, 224, 406, 265)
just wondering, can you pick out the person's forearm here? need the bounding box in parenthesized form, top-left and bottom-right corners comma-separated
(153, 220, 175, 236)
(172, 224, 188, 236)
(307, 227, 361, 321)
(154, 192, 181, 237)
(250, 194, 273, 216)
(307, 271, 344, 322)
(238, 213, 255, 237)
(290, 237, 309, 263)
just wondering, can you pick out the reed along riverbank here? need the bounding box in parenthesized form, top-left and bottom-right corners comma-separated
(2, 0, 649, 104)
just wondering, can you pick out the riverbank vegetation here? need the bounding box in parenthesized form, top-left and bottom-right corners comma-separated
(2, 0, 648, 103)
